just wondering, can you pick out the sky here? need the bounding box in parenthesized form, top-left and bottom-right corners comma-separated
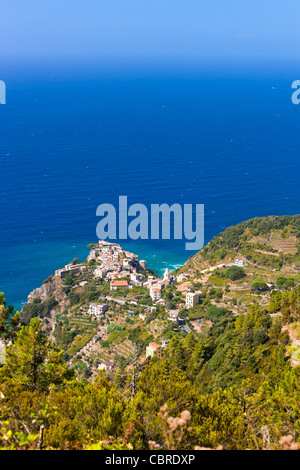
(1, 1, 300, 63)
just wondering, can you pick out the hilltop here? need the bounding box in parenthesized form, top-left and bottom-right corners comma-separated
(174, 215, 300, 313)
(182, 215, 300, 273)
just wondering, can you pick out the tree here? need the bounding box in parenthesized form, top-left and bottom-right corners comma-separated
(167, 337, 186, 371)
(0, 292, 19, 341)
(251, 281, 269, 293)
(0, 318, 72, 392)
(225, 266, 246, 281)
(64, 272, 75, 287)
(206, 305, 228, 322)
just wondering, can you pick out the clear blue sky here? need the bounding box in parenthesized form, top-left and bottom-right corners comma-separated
(1, 1, 300, 62)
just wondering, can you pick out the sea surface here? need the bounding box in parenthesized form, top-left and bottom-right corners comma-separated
(1, 59, 300, 311)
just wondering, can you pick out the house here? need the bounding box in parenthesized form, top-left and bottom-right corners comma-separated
(146, 342, 163, 359)
(55, 263, 88, 278)
(98, 360, 114, 372)
(233, 259, 245, 267)
(168, 310, 179, 323)
(150, 286, 161, 301)
(186, 292, 200, 309)
(139, 260, 147, 269)
(110, 280, 129, 290)
(130, 273, 144, 285)
(146, 306, 157, 313)
(88, 303, 108, 317)
(94, 267, 107, 279)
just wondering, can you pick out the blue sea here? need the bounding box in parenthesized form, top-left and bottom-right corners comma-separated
(1, 59, 300, 311)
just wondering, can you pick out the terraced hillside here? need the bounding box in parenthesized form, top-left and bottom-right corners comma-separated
(181, 215, 300, 275)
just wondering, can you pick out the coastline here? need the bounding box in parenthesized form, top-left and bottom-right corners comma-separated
(3, 239, 191, 311)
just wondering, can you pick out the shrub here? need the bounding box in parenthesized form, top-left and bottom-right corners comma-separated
(251, 281, 269, 293)
(225, 266, 246, 281)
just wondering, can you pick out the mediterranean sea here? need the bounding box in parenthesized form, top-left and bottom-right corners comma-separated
(1, 59, 300, 310)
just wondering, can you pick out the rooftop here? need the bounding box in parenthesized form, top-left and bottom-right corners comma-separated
(110, 280, 128, 287)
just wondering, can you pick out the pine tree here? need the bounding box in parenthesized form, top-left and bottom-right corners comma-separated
(0, 292, 20, 341)
(0, 318, 71, 392)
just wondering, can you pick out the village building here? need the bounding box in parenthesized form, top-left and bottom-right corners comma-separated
(234, 259, 245, 267)
(110, 280, 129, 290)
(98, 360, 114, 372)
(168, 309, 180, 323)
(186, 291, 201, 309)
(150, 286, 161, 302)
(146, 342, 163, 359)
(55, 263, 88, 278)
(93, 267, 107, 279)
(88, 303, 108, 317)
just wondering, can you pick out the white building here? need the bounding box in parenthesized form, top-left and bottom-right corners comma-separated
(150, 286, 161, 302)
(55, 263, 88, 277)
(130, 273, 144, 285)
(233, 259, 245, 267)
(93, 267, 107, 279)
(98, 360, 114, 372)
(186, 292, 200, 309)
(168, 310, 179, 322)
(88, 303, 108, 317)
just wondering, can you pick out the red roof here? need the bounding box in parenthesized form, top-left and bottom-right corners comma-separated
(149, 342, 161, 348)
(111, 280, 128, 287)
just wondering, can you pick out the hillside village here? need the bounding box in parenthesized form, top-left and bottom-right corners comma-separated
(22, 239, 208, 378)
(20, 215, 300, 380)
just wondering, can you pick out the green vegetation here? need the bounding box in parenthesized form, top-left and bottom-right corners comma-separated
(187, 215, 300, 271)
(251, 281, 269, 293)
(106, 323, 125, 333)
(20, 296, 57, 325)
(1, 288, 300, 450)
(225, 266, 246, 281)
(2, 215, 300, 450)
